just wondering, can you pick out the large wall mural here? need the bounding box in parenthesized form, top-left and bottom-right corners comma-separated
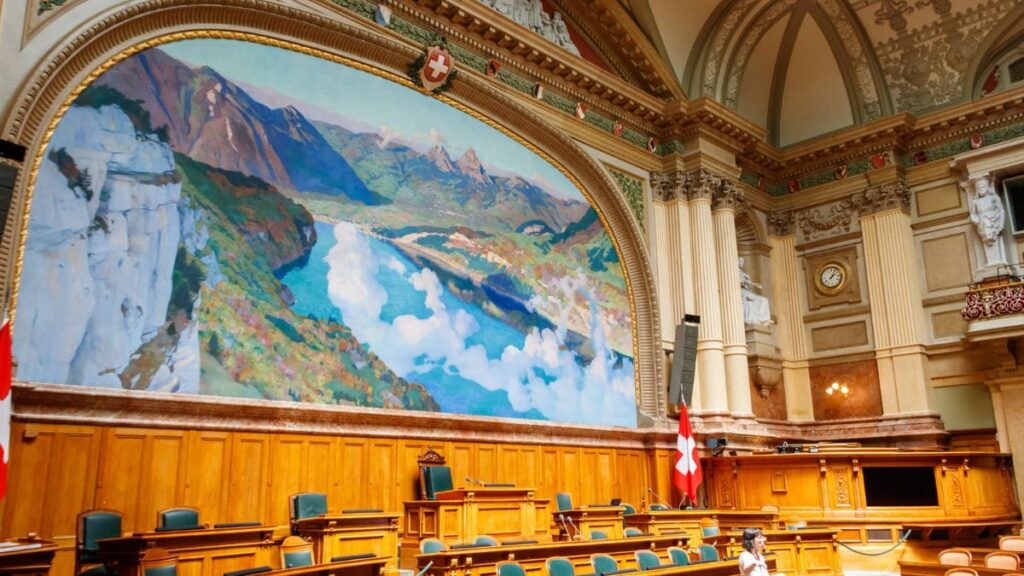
(15, 38, 637, 427)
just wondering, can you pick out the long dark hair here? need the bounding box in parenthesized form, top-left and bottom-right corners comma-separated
(742, 528, 763, 553)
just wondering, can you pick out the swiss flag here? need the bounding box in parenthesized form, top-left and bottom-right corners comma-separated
(673, 401, 702, 506)
(0, 320, 10, 500)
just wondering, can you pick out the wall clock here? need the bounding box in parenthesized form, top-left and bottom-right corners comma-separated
(816, 262, 847, 295)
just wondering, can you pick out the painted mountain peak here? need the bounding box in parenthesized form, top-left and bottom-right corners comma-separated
(15, 38, 637, 427)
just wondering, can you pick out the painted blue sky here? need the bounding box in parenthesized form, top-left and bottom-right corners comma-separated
(160, 38, 581, 201)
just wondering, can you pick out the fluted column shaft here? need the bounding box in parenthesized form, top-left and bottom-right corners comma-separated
(767, 211, 813, 421)
(687, 170, 728, 414)
(713, 182, 752, 418)
(857, 183, 935, 415)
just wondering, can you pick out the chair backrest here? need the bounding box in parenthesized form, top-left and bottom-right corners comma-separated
(667, 546, 690, 566)
(556, 492, 574, 511)
(938, 549, 973, 567)
(624, 527, 643, 537)
(420, 538, 447, 554)
(589, 530, 608, 540)
(77, 509, 123, 567)
(421, 466, 454, 500)
(985, 552, 1020, 571)
(141, 548, 178, 576)
(785, 520, 807, 530)
(591, 554, 618, 576)
(699, 518, 720, 538)
(622, 503, 636, 515)
(649, 503, 670, 511)
(1001, 536, 1024, 551)
(474, 535, 498, 546)
(281, 535, 315, 568)
(699, 544, 719, 562)
(291, 492, 328, 523)
(760, 504, 780, 514)
(635, 550, 661, 571)
(546, 557, 576, 576)
(496, 561, 526, 576)
(157, 507, 201, 531)
(223, 567, 272, 576)
(943, 568, 979, 576)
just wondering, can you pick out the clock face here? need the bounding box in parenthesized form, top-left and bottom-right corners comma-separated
(818, 264, 845, 291)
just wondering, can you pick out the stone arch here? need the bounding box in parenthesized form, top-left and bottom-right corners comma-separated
(1, 0, 663, 421)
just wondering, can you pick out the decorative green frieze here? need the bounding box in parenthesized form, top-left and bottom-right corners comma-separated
(37, 0, 68, 14)
(608, 168, 645, 229)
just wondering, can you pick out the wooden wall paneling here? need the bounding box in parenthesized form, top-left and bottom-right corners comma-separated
(540, 448, 559, 504)
(140, 429, 188, 529)
(581, 449, 614, 505)
(939, 460, 968, 514)
(366, 440, 398, 513)
(266, 434, 336, 526)
(560, 448, 582, 506)
(227, 433, 269, 524)
(184, 431, 231, 524)
(450, 444, 472, 489)
(400, 439, 433, 509)
(615, 450, 644, 508)
(476, 444, 498, 486)
(306, 436, 335, 504)
(94, 427, 151, 531)
(651, 449, 674, 508)
(965, 459, 1013, 516)
(338, 439, 368, 511)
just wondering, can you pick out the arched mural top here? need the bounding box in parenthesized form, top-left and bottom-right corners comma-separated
(3, 2, 662, 427)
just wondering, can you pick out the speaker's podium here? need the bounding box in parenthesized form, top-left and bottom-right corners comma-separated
(401, 460, 548, 567)
(554, 506, 625, 541)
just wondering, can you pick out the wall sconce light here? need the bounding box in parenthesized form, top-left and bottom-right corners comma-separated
(825, 381, 850, 398)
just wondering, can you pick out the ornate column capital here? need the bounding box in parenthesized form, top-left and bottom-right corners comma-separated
(650, 170, 685, 202)
(684, 168, 720, 201)
(712, 179, 745, 211)
(852, 182, 912, 216)
(768, 210, 796, 237)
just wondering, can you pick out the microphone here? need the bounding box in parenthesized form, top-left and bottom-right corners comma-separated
(647, 487, 669, 507)
(465, 476, 483, 486)
(566, 516, 579, 540)
(558, 513, 572, 540)
(417, 561, 434, 576)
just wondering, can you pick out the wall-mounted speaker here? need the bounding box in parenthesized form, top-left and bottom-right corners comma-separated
(668, 316, 699, 407)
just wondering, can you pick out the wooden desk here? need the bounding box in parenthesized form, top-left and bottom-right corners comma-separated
(899, 560, 1022, 576)
(261, 556, 388, 576)
(0, 538, 58, 576)
(557, 506, 625, 540)
(403, 488, 548, 567)
(625, 510, 779, 545)
(416, 533, 691, 576)
(901, 521, 1021, 542)
(293, 513, 399, 569)
(97, 525, 275, 576)
(720, 529, 841, 576)
(632, 556, 778, 576)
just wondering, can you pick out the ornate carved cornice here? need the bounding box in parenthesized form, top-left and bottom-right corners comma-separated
(650, 170, 684, 202)
(768, 210, 795, 237)
(852, 182, 912, 216)
(684, 168, 721, 202)
(712, 179, 744, 211)
(796, 200, 855, 238)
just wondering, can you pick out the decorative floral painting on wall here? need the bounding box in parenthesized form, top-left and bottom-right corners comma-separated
(15, 38, 637, 426)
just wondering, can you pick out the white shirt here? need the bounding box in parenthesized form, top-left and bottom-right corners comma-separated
(739, 551, 769, 576)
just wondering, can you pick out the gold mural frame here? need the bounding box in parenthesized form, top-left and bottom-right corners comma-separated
(1, 0, 663, 424)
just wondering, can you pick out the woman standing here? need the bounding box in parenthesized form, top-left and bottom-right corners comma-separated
(739, 528, 769, 576)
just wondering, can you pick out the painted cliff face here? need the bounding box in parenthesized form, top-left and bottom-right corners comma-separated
(16, 38, 637, 427)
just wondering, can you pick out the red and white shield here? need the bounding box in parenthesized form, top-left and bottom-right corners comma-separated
(420, 46, 454, 91)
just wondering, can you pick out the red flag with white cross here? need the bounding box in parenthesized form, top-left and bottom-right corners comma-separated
(420, 46, 454, 92)
(673, 401, 702, 505)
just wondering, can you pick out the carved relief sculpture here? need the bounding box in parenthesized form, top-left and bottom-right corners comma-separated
(480, 0, 581, 55)
(966, 175, 1008, 270)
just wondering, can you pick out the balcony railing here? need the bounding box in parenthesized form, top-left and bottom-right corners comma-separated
(962, 280, 1024, 320)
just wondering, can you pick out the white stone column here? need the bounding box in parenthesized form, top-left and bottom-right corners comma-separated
(767, 211, 814, 421)
(685, 169, 729, 415)
(856, 183, 936, 416)
(712, 181, 753, 418)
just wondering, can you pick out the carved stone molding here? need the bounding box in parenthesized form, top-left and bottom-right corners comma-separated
(650, 170, 684, 202)
(853, 182, 912, 216)
(684, 168, 721, 202)
(796, 200, 855, 240)
(768, 210, 795, 237)
(712, 179, 744, 211)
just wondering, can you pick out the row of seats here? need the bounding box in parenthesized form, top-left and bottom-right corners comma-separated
(130, 540, 378, 576)
(420, 537, 722, 563)
(492, 548, 718, 576)
(939, 549, 1021, 571)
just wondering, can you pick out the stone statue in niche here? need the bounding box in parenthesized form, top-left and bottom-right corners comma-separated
(479, 0, 581, 56)
(739, 257, 772, 326)
(967, 175, 1008, 268)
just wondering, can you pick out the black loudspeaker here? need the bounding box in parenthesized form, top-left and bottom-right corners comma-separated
(668, 316, 699, 406)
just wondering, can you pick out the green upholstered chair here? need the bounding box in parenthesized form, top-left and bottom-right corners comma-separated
(420, 466, 454, 500)
(497, 561, 526, 576)
(420, 538, 447, 553)
(291, 492, 328, 523)
(591, 554, 618, 576)
(621, 503, 636, 515)
(555, 493, 574, 511)
(76, 509, 122, 576)
(157, 507, 201, 531)
(667, 546, 690, 566)
(699, 518, 720, 538)
(223, 567, 272, 576)
(649, 504, 670, 511)
(474, 535, 498, 546)
(786, 520, 807, 530)
(281, 536, 315, 568)
(546, 557, 576, 576)
(624, 528, 643, 537)
(140, 548, 178, 576)
(698, 544, 719, 562)
(635, 550, 661, 571)
(589, 530, 608, 540)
